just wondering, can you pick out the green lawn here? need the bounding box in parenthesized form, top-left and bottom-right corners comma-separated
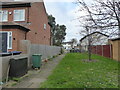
(40, 53, 119, 88)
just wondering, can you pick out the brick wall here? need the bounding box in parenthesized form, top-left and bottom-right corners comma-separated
(0, 29, 26, 51)
(1, 2, 51, 46)
(27, 2, 50, 45)
(1, 7, 28, 23)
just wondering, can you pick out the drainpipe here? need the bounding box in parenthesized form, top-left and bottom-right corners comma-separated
(27, 7, 30, 23)
(25, 7, 30, 40)
(25, 32, 27, 40)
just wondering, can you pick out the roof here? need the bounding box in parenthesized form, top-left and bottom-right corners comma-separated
(0, 0, 44, 8)
(80, 31, 109, 42)
(0, 2, 31, 8)
(110, 37, 120, 41)
(0, 22, 30, 32)
(62, 42, 73, 44)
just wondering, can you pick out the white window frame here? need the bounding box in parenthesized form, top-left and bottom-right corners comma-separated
(7, 32, 12, 49)
(13, 9, 25, 21)
(0, 10, 8, 22)
(44, 24, 47, 30)
(0, 31, 13, 52)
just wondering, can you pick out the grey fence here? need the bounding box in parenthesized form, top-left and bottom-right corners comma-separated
(30, 44, 61, 59)
(19, 40, 61, 68)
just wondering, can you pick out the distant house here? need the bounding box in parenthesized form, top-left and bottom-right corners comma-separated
(62, 42, 73, 50)
(80, 32, 109, 51)
(0, 2, 51, 52)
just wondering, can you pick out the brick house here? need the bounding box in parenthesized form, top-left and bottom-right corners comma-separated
(0, 2, 51, 52)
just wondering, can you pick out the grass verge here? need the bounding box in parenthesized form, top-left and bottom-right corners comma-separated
(40, 53, 119, 88)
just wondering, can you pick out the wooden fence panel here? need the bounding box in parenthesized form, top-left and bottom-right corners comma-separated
(91, 45, 111, 58)
(103, 45, 111, 58)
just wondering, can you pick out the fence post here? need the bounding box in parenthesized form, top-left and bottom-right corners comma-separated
(19, 40, 31, 68)
(102, 45, 103, 57)
(96, 46, 97, 54)
(110, 44, 112, 58)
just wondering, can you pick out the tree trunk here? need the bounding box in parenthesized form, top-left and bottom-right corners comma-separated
(88, 39, 92, 61)
(87, 27, 92, 61)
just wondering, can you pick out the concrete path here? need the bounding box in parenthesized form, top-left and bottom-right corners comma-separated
(4, 54, 65, 88)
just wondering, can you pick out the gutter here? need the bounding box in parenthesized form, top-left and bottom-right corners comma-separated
(0, 25, 30, 32)
(0, 3, 31, 8)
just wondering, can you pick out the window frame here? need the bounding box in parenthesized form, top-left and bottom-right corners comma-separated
(44, 24, 47, 30)
(13, 9, 25, 21)
(0, 31, 12, 51)
(7, 32, 12, 49)
(0, 10, 8, 22)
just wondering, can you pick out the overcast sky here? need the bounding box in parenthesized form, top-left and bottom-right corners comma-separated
(44, 0, 93, 42)
(44, 0, 82, 42)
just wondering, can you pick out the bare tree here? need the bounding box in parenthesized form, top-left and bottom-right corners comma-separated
(95, 0, 120, 37)
(77, 0, 120, 38)
(76, 0, 120, 61)
(76, 0, 98, 60)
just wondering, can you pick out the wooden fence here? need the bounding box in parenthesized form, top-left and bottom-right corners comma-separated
(90, 45, 112, 58)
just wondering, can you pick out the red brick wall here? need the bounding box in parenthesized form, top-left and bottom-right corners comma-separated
(1, 2, 51, 46)
(27, 2, 50, 45)
(2, 7, 28, 23)
(0, 29, 26, 51)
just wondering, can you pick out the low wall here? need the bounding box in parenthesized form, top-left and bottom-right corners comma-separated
(0, 54, 28, 81)
(1, 56, 11, 81)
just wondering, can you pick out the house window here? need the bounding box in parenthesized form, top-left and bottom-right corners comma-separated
(44, 24, 47, 30)
(0, 10, 8, 22)
(8, 32, 12, 49)
(14, 9, 25, 21)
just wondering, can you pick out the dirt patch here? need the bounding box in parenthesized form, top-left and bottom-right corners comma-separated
(82, 59, 98, 62)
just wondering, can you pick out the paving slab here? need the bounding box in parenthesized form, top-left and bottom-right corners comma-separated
(3, 54, 65, 88)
